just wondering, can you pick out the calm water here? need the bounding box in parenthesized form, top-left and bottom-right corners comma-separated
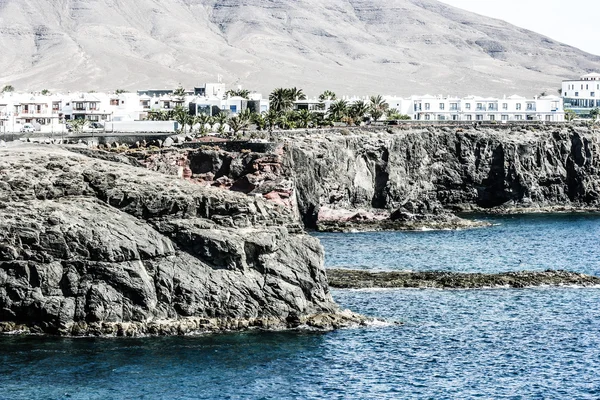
(1, 215, 600, 399)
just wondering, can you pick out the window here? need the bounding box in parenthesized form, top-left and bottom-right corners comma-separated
(516, 103, 522, 110)
(565, 93, 568, 97)
(75, 102, 85, 110)
(230, 105, 237, 113)
(476, 103, 484, 110)
(425, 114, 431, 120)
(450, 103, 458, 111)
(466, 115, 472, 121)
(439, 103, 445, 110)
(501, 115, 508, 120)
(452, 115, 458, 121)
(89, 103, 97, 111)
(438, 115, 445, 120)
(488, 103, 496, 110)
(575, 92, 579, 97)
(586, 84, 589, 90)
(514, 115, 522, 121)
(490, 115, 495, 121)
(465, 103, 471, 110)
(110, 99, 119, 106)
(476, 115, 483, 121)
(425, 103, 430, 110)
(527, 103, 535, 110)
(592, 92, 596, 97)
(502, 103, 508, 110)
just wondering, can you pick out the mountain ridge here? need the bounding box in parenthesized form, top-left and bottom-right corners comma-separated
(0, 0, 598, 96)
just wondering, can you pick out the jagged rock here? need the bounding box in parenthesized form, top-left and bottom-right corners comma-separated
(0, 145, 366, 336)
(327, 269, 600, 289)
(163, 137, 174, 148)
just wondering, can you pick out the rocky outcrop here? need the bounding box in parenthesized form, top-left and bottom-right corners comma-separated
(327, 269, 600, 289)
(115, 125, 600, 231)
(0, 146, 365, 336)
(283, 125, 600, 229)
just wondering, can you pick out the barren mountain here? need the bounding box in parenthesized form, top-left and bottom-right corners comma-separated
(0, 0, 598, 96)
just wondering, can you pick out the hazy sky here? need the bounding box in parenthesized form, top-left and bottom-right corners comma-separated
(438, 0, 600, 56)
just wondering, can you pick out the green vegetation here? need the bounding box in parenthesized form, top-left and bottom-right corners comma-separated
(269, 87, 307, 112)
(226, 89, 251, 99)
(590, 108, 600, 120)
(318, 90, 337, 101)
(386, 109, 411, 120)
(41, 89, 51, 96)
(115, 89, 128, 95)
(70, 118, 89, 134)
(565, 109, 577, 122)
(2, 85, 14, 93)
(369, 95, 389, 121)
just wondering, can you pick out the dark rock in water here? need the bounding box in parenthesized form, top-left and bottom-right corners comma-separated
(0, 145, 366, 336)
(327, 269, 600, 289)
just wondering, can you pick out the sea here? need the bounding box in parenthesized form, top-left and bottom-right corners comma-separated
(1, 214, 599, 399)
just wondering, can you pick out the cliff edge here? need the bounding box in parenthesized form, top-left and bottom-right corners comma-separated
(0, 145, 364, 336)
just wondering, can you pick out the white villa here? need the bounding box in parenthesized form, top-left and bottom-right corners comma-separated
(562, 72, 600, 116)
(0, 83, 269, 133)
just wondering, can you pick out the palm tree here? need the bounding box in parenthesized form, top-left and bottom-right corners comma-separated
(369, 95, 389, 122)
(228, 115, 249, 135)
(297, 109, 313, 128)
(265, 109, 281, 131)
(174, 106, 191, 134)
(386, 109, 411, 121)
(195, 114, 210, 135)
(226, 89, 251, 99)
(289, 87, 306, 101)
(269, 88, 293, 112)
(252, 113, 267, 130)
(319, 90, 337, 101)
(328, 99, 348, 122)
(349, 100, 369, 125)
(278, 112, 296, 130)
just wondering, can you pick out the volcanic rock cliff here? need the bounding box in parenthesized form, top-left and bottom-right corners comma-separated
(0, 146, 363, 336)
(147, 125, 600, 230)
(284, 125, 600, 229)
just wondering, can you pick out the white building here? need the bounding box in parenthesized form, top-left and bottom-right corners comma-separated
(0, 84, 270, 132)
(409, 94, 563, 122)
(562, 72, 600, 116)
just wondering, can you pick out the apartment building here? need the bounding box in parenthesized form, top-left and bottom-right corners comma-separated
(409, 94, 563, 122)
(562, 72, 600, 116)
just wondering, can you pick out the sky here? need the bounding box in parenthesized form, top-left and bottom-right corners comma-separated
(438, 0, 600, 56)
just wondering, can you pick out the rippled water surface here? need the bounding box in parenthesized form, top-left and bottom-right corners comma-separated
(315, 213, 600, 276)
(2, 215, 600, 399)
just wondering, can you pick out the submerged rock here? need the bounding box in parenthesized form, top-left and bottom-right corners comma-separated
(0, 145, 366, 336)
(327, 269, 600, 289)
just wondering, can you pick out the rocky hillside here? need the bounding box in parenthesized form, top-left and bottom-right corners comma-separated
(0, 0, 598, 95)
(0, 146, 364, 336)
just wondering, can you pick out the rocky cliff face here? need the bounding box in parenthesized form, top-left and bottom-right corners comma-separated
(283, 125, 600, 228)
(144, 125, 600, 230)
(0, 146, 363, 336)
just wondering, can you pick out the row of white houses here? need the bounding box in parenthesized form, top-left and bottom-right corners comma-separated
(295, 94, 565, 122)
(0, 85, 566, 133)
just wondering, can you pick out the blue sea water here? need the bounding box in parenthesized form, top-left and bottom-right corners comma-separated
(1, 214, 600, 399)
